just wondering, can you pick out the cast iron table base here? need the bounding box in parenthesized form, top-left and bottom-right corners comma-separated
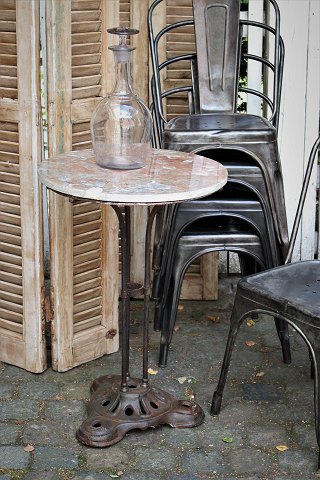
(76, 375, 204, 446)
(76, 205, 205, 446)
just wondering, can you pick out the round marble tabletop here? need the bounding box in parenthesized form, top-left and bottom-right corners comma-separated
(38, 149, 227, 205)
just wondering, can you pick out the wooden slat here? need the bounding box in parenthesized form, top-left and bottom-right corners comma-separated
(73, 305, 102, 323)
(72, 53, 101, 66)
(0, 240, 21, 256)
(74, 267, 101, 285)
(71, 0, 101, 11)
(74, 285, 101, 304)
(0, 20, 15, 32)
(73, 238, 101, 256)
(74, 249, 101, 267)
(74, 276, 101, 294)
(0, 201, 20, 216)
(72, 32, 101, 44)
(72, 43, 101, 55)
(0, 270, 22, 286)
(72, 84, 101, 100)
(72, 63, 101, 77)
(73, 316, 102, 333)
(73, 218, 101, 235)
(71, 10, 101, 22)
(72, 21, 101, 34)
(73, 199, 97, 214)
(0, 318, 23, 334)
(0, 31, 15, 42)
(0, 42, 16, 54)
(0, 279, 22, 295)
(72, 74, 101, 88)
(167, 0, 192, 5)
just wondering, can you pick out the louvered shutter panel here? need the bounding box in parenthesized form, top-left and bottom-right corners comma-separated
(46, 0, 120, 371)
(0, 0, 46, 372)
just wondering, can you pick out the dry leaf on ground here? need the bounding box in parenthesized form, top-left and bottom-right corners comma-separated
(246, 319, 256, 327)
(148, 368, 158, 375)
(276, 445, 289, 452)
(24, 444, 35, 452)
(177, 376, 187, 384)
(245, 340, 257, 347)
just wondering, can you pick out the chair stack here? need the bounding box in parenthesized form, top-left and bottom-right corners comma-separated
(148, 0, 290, 367)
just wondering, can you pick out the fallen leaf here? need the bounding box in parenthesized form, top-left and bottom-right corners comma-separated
(255, 371, 265, 377)
(178, 304, 184, 311)
(246, 319, 256, 327)
(207, 315, 220, 323)
(177, 376, 187, 384)
(222, 436, 234, 443)
(173, 325, 180, 332)
(245, 340, 256, 347)
(276, 445, 289, 452)
(15, 419, 25, 425)
(24, 444, 35, 452)
(148, 368, 158, 375)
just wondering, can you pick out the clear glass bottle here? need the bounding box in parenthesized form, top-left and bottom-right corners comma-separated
(91, 27, 153, 170)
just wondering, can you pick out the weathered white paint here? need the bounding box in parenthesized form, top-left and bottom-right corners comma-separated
(277, 0, 320, 260)
(247, 0, 263, 115)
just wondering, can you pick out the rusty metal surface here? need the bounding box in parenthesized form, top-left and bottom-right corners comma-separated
(76, 375, 204, 447)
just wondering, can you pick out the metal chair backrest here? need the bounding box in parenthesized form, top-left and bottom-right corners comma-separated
(285, 135, 320, 264)
(148, 0, 285, 143)
(193, 0, 241, 114)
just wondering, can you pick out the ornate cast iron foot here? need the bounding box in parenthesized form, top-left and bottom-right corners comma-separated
(76, 375, 205, 447)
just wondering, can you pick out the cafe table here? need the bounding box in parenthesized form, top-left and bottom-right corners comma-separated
(38, 148, 227, 447)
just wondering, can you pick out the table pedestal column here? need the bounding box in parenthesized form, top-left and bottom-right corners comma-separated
(76, 205, 204, 447)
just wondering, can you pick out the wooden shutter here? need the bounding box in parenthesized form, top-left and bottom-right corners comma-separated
(46, 0, 119, 371)
(0, 0, 46, 372)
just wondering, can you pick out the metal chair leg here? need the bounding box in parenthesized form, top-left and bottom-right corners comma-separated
(210, 290, 262, 415)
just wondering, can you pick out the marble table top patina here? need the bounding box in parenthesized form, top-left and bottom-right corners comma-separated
(38, 149, 228, 205)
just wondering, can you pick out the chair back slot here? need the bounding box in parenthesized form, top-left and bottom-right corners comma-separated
(193, 0, 241, 113)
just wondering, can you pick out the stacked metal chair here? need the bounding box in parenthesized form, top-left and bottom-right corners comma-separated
(212, 135, 320, 467)
(148, 0, 290, 367)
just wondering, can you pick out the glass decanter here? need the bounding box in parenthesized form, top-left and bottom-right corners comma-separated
(91, 27, 153, 170)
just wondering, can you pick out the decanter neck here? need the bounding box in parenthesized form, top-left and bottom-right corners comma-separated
(112, 55, 133, 95)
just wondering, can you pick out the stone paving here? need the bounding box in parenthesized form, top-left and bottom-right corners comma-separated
(0, 274, 319, 479)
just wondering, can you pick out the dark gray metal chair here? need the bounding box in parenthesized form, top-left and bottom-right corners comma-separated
(211, 135, 320, 467)
(157, 214, 273, 367)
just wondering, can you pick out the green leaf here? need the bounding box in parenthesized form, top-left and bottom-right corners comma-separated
(222, 436, 234, 443)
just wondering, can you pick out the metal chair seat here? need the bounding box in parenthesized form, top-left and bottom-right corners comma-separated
(234, 261, 320, 323)
(165, 113, 276, 141)
(211, 135, 320, 468)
